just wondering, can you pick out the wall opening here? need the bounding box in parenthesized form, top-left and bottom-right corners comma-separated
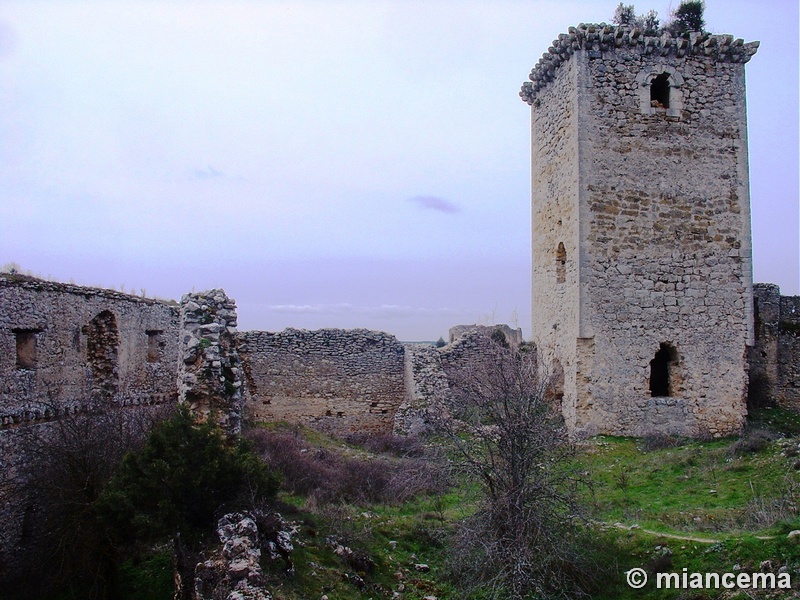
(548, 358, 565, 407)
(14, 329, 39, 369)
(146, 329, 163, 363)
(13, 328, 41, 369)
(650, 73, 670, 108)
(84, 311, 119, 399)
(556, 242, 566, 284)
(649, 342, 678, 397)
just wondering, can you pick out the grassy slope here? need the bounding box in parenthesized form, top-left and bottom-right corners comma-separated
(577, 407, 800, 599)
(118, 409, 800, 599)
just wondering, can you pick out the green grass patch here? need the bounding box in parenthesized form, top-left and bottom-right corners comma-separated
(577, 434, 800, 536)
(118, 550, 174, 600)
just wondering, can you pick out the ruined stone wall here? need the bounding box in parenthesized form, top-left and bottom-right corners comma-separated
(395, 328, 516, 435)
(523, 25, 758, 437)
(0, 273, 179, 586)
(179, 290, 244, 437)
(447, 324, 523, 348)
(238, 328, 406, 435)
(751, 284, 800, 409)
(0, 274, 179, 425)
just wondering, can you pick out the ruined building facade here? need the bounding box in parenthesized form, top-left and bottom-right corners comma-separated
(521, 24, 760, 437)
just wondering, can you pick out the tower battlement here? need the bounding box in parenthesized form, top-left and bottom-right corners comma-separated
(520, 24, 759, 104)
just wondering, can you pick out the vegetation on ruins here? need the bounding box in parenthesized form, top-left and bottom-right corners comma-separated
(11, 407, 165, 599)
(433, 348, 593, 599)
(8, 403, 800, 600)
(612, 1, 706, 35)
(8, 406, 277, 600)
(98, 406, 279, 546)
(612, 3, 660, 35)
(668, 1, 706, 35)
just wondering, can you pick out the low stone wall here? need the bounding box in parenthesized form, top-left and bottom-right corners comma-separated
(237, 328, 406, 435)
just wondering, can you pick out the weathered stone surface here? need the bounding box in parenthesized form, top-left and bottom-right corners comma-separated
(178, 290, 244, 437)
(750, 284, 800, 409)
(238, 328, 406, 435)
(394, 327, 517, 435)
(0, 273, 179, 427)
(524, 23, 758, 437)
(0, 273, 179, 579)
(190, 512, 278, 600)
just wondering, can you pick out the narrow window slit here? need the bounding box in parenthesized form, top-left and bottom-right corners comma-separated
(556, 242, 566, 284)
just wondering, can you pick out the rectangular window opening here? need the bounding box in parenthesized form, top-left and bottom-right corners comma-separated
(13, 328, 42, 369)
(146, 330, 164, 363)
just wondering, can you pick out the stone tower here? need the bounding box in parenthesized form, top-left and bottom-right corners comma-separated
(520, 24, 759, 437)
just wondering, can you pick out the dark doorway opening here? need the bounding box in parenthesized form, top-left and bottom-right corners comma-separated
(649, 342, 677, 397)
(650, 73, 670, 109)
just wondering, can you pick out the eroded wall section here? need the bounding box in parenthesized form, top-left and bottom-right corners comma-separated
(751, 284, 800, 410)
(0, 274, 179, 425)
(238, 328, 405, 435)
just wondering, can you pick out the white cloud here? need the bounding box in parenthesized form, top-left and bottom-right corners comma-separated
(408, 195, 461, 214)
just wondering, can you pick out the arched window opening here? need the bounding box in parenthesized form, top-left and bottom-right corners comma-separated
(556, 242, 566, 284)
(649, 342, 677, 397)
(650, 73, 670, 109)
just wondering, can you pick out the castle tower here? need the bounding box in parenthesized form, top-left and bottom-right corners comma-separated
(520, 25, 759, 437)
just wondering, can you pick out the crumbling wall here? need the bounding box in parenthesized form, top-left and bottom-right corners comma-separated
(394, 344, 450, 436)
(751, 284, 800, 409)
(0, 273, 179, 587)
(238, 328, 405, 435)
(395, 327, 516, 435)
(447, 324, 523, 348)
(0, 273, 179, 427)
(178, 290, 244, 437)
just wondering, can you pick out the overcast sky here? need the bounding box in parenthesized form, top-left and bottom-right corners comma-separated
(1, 1, 797, 341)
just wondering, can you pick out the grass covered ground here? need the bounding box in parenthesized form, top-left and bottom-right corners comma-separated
(114, 409, 800, 599)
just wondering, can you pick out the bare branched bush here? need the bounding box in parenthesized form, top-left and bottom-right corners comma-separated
(8, 405, 171, 599)
(433, 348, 593, 599)
(246, 428, 450, 506)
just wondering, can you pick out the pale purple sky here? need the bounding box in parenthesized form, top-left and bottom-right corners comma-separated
(1, 1, 797, 340)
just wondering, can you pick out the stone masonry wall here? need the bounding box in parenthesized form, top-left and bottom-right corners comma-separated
(0, 273, 179, 427)
(394, 327, 516, 435)
(238, 328, 406, 435)
(751, 284, 800, 409)
(179, 290, 244, 437)
(523, 24, 758, 438)
(528, 46, 582, 434)
(0, 273, 179, 585)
